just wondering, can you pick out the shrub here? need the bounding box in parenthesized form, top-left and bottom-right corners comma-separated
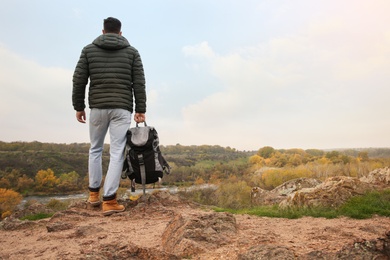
(1, 210, 12, 219)
(178, 187, 217, 206)
(215, 178, 251, 209)
(260, 167, 313, 189)
(0, 188, 22, 218)
(46, 199, 68, 211)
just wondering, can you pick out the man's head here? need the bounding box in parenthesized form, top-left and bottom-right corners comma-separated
(103, 17, 122, 34)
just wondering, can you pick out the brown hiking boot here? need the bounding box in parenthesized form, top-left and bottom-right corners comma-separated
(102, 198, 125, 216)
(87, 191, 101, 206)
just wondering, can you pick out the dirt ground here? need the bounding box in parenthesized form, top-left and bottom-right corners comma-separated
(1, 192, 389, 259)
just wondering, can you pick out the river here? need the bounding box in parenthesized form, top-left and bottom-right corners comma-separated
(20, 184, 217, 207)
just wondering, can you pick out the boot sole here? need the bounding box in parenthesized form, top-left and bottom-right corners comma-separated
(103, 208, 125, 216)
(88, 201, 101, 207)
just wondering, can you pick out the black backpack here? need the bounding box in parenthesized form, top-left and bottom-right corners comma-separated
(122, 122, 170, 194)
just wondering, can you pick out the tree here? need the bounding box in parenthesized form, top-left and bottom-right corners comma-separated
(257, 146, 275, 159)
(35, 169, 58, 192)
(194, 177, 205, 185)
(57, 171, 81, 192)
(17, 174, 34, 193)
(0, 169, 22, 189)
(0, 188, 22, 218)
(0, 177, 11, 189)
(305, 149, 324, 157)
(215, 176, 251, 209)
(249, 155, 263, 165)
(358, 151, 369, 162)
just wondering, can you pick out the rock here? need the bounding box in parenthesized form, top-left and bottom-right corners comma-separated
(279, 176, 372, 209)
(71, 224, 104, 238)
(251, 178, 322, 206)
(152, 190, 181, 206)
(302, 250, 336, 259)
(46, 221, 73, 232)
(272, 177, 322, 196)
(250, 187, 268, 203)
(162, 212, 237, 257)
(80, 241, 180, 260)
(360, 167, 390, 188)
(10, 202, 54, 220)
(335, 230, 390, 259)
(238, 245, 296, 260)
(133, 190, 180, 208)
(0, 218, 39, 231)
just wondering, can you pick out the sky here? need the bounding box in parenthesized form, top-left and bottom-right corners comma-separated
(0, 0, 389, 151)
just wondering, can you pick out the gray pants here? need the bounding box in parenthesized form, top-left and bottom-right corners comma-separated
(88, 108, 131, 197)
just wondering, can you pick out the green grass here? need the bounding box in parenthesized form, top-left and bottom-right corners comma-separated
(20, 213, 54, 221)
(19, 199, 67, 221)
(214, 189, 390, 219)
(214, 205, 338, 219)
(337, 189, 390, 219)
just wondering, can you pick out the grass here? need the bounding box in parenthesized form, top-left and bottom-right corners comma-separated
(214, 189, 390, 219)
(337, 189, 390, 219)
(214, 205, 338, 219)
(20, 213, 54, 221)
(18, 199, 68, 221)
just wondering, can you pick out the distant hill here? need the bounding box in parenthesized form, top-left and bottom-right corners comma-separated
(0, 141, 254, 178)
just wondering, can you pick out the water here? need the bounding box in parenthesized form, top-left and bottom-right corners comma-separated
(20, 193, 88, 207)
(20, 186, 180, 206)
(19, 184, 217, 207)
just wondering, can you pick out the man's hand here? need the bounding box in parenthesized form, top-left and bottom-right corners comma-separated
(76, 110, 86, 123)
(134, 113, 145, 123)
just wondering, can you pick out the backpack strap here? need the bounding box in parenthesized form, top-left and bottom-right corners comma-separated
(137, 154, 146, 195)
(131, 179, 136, 192)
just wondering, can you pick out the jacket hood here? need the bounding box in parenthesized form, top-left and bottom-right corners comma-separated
(92, 33, 130, 50)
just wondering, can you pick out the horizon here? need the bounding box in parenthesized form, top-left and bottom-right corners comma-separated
(1, 139, 390, 153)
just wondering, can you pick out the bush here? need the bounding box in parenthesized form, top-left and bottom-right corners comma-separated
(215, 178, 251, 209)
(46, 199, 68, 211)
(178, 187, 217, 206)
(0, 188, 22, 218)
(1, 210, 12, 219)
(260, 167, 313, 189)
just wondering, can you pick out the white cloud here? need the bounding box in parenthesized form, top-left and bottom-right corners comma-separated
(182, 41, 215, 59)
(179, 6, 390, 150)
(0, 45, 88, 143)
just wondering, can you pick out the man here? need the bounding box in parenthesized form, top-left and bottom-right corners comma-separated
(72, 17, 146, 216)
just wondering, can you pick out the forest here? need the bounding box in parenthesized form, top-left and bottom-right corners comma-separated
(1, 141, 390, 217)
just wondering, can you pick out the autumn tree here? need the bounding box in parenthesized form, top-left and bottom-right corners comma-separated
(215, 175, 251, 209)
(257, 146, 275, 159)
(0, 188, 22, 218)
(194, 177, 205, 185)
(0, 177, 11, 189)
(35, 169, 58, 192)
(249, 154, 263, 166)
(0, 169, 22, 189)
(57, 171, 81, 192)
(16, 174, 34, 193)
(358, 151, 369, 162)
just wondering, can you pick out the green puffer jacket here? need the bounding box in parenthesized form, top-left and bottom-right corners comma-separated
(72, 33, 146, 113)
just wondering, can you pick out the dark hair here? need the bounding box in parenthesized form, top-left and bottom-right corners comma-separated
(103, 17, 121, 33)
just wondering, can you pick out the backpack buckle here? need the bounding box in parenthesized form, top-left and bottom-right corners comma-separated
(137, 154, 144, 165)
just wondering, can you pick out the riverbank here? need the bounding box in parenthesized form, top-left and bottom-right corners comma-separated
(19, 185, 183, 207)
